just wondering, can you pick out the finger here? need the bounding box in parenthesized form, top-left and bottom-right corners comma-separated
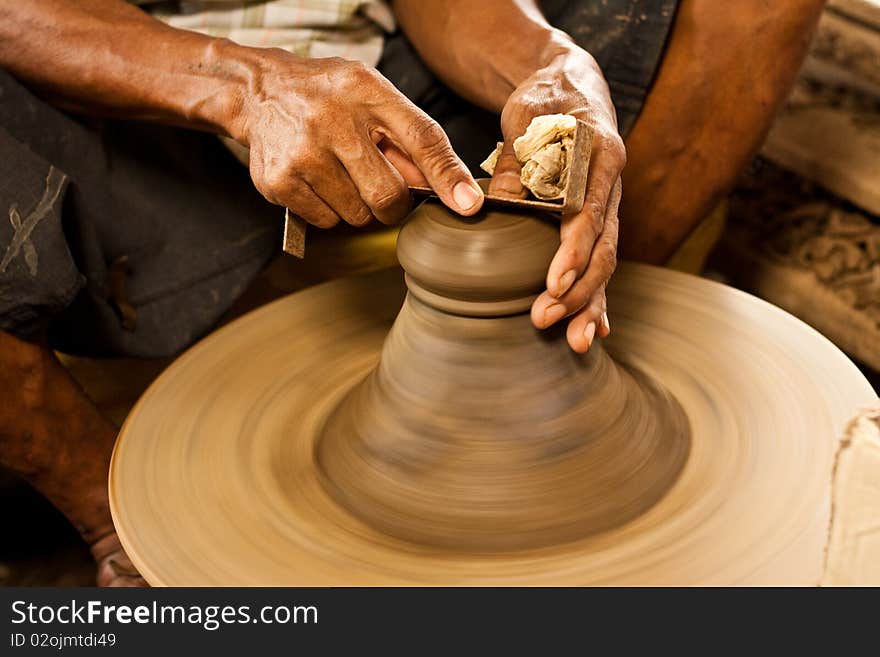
(575, 179, 620, 322)
(565, 287, 608, 353)
(273, 178, 342, 229)
(531, 288, 569, 331)
(304, 158, 376, 227)
(531, 215, 618, 329)
(335, 136, 411, 225)
(383, 107, 483, 215)
(487, 138, 526, 198)
(546, 165, 622, 300)
(552, 226, 618, 320)
(379, 138, 429, 187)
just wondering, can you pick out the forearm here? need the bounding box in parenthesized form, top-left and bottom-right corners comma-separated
(0, 0, 256, 136)
(391, 0, 577, 112)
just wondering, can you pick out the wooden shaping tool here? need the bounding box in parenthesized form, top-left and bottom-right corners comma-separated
(281, 118, 592, 257)
(282, 207, 306, 258)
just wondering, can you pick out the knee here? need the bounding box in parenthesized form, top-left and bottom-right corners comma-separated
(0, 329, 55, 414)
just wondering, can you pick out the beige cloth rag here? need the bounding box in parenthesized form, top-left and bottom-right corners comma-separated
(480, 114, 577, 200)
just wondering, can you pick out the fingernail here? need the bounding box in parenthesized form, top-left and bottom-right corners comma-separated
(601, 312, 610, 334)
(584, 321, 596, 347)
(543, 303, 566, 327)
(555, 270, 576, 298)
(453, 181, 482, 212)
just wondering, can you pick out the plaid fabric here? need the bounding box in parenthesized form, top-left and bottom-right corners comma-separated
(135, 1, 395, 65)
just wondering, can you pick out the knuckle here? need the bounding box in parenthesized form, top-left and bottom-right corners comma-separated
(337, 59, 375, 87)
(408, 115, 449, 156)
(347, 59, 373, 78)
(251, 177, 278, 205)
(349, 204, 375, 226)
(587, 199, 606, 223)
(312, 213, 340, 229)
(599, 247, 618, 275)
(369, 184, 407, 213)
(593, 287, 608, 312)
(607, 132, 625, 153)
(613, 144, 627, 169)
(258, 167, 290, 197)
(287, 150, 318, 174)
(561, 245, 583, 265)
(433, 151, 464, 178)
(600, 132, 627, 168)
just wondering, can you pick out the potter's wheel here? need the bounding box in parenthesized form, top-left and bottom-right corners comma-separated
(110, 203, 875, 585)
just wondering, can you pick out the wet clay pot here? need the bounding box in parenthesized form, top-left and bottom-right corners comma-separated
(316, 200, 691, 552)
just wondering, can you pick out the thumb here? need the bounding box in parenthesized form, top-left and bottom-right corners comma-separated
(487, 138, 526, 198)
(386, 107, 484, 216)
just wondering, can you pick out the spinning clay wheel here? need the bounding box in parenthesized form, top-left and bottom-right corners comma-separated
(110, 200, 876, 585)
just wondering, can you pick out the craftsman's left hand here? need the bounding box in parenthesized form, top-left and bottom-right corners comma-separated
(489, 45, 625, 354)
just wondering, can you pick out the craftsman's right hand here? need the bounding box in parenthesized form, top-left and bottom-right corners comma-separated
(227, 51, 484, 227)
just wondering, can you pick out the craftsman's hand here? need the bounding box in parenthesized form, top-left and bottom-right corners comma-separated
(230, 50, 484, 227)
(489, 46, 624, 353)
